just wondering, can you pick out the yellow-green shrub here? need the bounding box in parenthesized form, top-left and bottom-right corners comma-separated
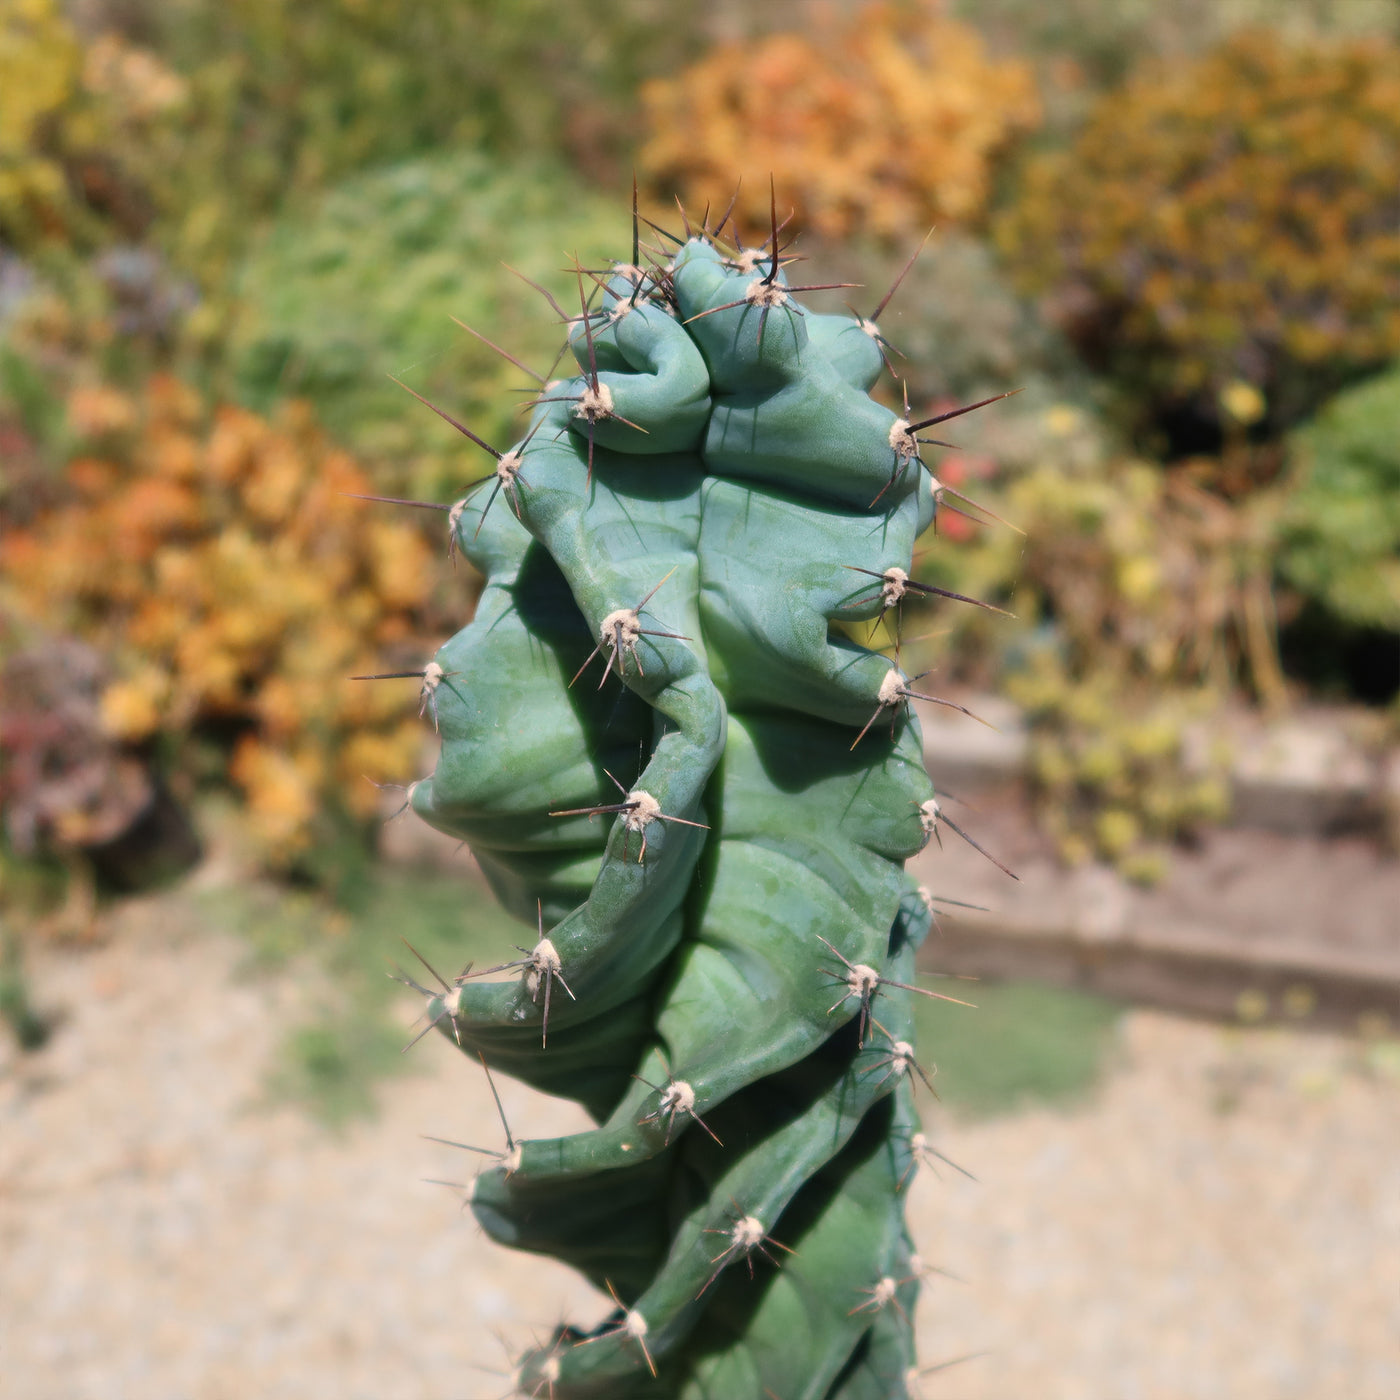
(0, 1, 189, 253)
(1, 0, 87, 248)
(639, 0, 1039, 241)
(918, 427, 1283, 874)
(1, 376, 434, 862)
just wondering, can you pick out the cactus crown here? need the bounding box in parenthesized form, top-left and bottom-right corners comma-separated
(385, 190, 1011, 1398)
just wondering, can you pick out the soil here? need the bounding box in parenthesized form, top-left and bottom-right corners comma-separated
(3, 887, 1398, 1400)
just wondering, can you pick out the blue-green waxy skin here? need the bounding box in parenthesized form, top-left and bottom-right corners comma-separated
(405, 236, 949, 1397)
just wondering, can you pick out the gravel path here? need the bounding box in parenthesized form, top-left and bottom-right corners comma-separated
(3, 893, 1398, 1399)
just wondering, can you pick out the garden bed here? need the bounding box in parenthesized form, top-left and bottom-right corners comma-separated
(910, 695, 1400, 1028)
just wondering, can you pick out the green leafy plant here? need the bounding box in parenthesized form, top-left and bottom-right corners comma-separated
(227, 151, 624, 501)
(1276, 363, 1400, 637)
(372, 200, 1016, 1395)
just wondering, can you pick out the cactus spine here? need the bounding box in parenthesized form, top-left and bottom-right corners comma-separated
(389, 195, 1005, 1397)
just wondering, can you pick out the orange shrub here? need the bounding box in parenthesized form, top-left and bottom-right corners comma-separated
(638, 1, 1039, 242)
(2, 376, 435, 861)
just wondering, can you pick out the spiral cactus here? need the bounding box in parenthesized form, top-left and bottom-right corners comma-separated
(386, 194, 1010, 1397)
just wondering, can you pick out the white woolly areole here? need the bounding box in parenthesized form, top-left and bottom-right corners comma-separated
(734, 248, 767, 274)
(443, 985, 467, 1017)
(496, 450, 522, 483)
(600, 607, 642, 649)
(421, 661, 445, 689)
(575, 380, 614, 420)
(919, 797, 940, 834)
(916, 884, 935, 914)
(610, 264, 645, 314)
(889, 1042, 915, 1073)
(889, 418, 919, 461)
(880, 567, 908, 604)
(660, 1079, 696, 1115)
(910, 1131, 929, 1154)
(929, 473, 945, 497)
(607, 269, 644, 322)
(520, 1355, 561, 1390)
(501, 1142, 522, 1177)
(530, 937, 562, 975)
(733, 1215, 766, 1251)
(624, 1309, 648, 1340)
(525, 937, 562, 997)
(744, 277, 789, 309)
(859, 316, 880, 339)
(873, 1276, 898, 1306)
(447, 498, 467, 534)
(877, 670, 906, 707)
(849, 963, 880, 998)
(623, 790, 662, 832)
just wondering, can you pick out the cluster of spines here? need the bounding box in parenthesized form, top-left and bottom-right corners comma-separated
(351, 182, 1018, 1398)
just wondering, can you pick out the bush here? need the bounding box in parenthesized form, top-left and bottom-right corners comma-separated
(913, 434, 1278, 873)
(1, 2, 187, 256)
(142, 0, 705, 181)
(1277, 364, 1400, 635)
(1, 375, 434, 865)
(226, 152, 631, 501)
(0, 0, 83, 250)
(4, 0, 712, 357)
(997, 29, 1400, 448)
(639, 0, 1039, 242)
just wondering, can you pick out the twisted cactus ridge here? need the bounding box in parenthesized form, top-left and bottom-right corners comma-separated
(382, 193, 1013, 1398)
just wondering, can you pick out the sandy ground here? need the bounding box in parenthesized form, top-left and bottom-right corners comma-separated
(3, 893, 1398, 1400)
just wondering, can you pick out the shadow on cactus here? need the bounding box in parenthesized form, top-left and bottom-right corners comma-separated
(371, 191, 1017, 1396)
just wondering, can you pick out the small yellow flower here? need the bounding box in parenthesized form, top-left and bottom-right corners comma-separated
(1043, 404, 1082, 438)
(1093, 808, 1140, 859)
(1116, 554, 1161, 606)
(1219, 379, 1265, 426)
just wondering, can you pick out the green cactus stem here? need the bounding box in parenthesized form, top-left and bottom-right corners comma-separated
(381, 197, 1014, 1398)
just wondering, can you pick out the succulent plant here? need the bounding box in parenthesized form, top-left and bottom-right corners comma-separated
(384, 195, 1010, 1397)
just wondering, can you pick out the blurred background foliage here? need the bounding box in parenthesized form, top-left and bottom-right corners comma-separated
(2, 0, 1398, 939)
(1277, 365, 1400, 637)
(228, 152, 624, 502)
(2, 375, 433, 874)
(638, 0, 1041, 241)
(996, 27, 1400, 451)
